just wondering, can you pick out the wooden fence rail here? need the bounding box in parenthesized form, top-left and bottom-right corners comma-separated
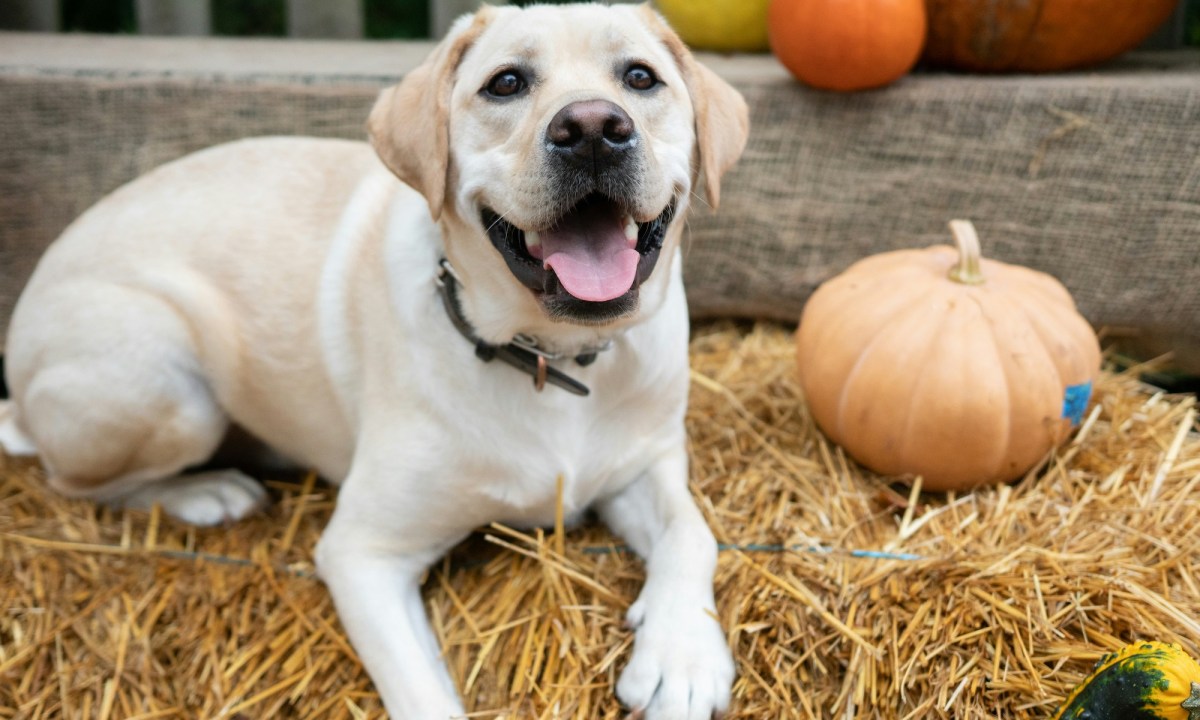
(0, 0, 59, 32)
(0, 0, 641, 38)
(0, 0, 1192, 47)
(0, 0, 1191, 43)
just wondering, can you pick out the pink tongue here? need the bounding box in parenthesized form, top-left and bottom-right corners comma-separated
(541, 201, 639, 303)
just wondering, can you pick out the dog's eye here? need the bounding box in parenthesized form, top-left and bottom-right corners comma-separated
(624, 65, 658, 91)
(485, 70, 527, 99)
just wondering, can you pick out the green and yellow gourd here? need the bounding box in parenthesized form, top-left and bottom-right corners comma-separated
(1052, 642, 1200, 720)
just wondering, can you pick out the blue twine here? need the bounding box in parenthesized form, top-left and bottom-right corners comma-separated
(154, 549, 317, 578)
(582, 543, 925, 562)
(139, 541, 924, 580)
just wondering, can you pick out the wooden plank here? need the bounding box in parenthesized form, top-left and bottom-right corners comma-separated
(0, 0, 59, 31)
(286, 0, 364, 39)
(432, 0, 509, 38)
(432, 0, 633, 36)
(135, 0, 212, 36)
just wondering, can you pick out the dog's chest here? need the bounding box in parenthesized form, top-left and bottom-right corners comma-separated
(446, 362, 686, 528)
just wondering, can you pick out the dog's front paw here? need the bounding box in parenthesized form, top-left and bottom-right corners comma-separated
(616, 592, 734, 720)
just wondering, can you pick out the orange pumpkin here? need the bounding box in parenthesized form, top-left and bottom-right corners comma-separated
(924, 0, 1180, 73)
(768, 0, 927, 92)
(795, 220, 1101, 491)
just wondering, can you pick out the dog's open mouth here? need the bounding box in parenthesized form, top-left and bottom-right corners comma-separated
(482, 193, 675, 305)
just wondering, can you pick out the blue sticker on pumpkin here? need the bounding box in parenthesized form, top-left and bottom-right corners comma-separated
(1062, 381, 1092, 425)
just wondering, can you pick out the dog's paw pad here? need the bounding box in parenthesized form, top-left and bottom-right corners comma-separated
(118, 470, 268, 526)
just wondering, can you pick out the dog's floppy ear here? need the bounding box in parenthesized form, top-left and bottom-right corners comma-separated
(368, 9, 494, 221)
(640, 6, 750, 210)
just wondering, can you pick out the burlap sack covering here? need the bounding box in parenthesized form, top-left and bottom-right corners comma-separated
(2, 36, 1198, 357)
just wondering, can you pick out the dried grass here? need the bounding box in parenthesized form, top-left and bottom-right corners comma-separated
(2, 322, 1199, 719)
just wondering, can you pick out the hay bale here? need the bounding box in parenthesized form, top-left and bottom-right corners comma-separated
(1, 323, 1197, 719)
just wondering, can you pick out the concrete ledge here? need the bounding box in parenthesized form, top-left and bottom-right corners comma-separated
(3, 33, 1199, 364)
(0, 31, 435, 80)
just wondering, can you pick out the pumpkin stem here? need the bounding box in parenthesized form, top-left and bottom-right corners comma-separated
(948, 219, 986, 286)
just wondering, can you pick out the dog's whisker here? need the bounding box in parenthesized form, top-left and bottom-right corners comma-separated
(687, 187, 712, 211)
(485, 210, 517, 235)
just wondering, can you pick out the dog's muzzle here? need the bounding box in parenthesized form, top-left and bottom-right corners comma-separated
(480, 99, 675, 324)
(481, 196, 675, 321)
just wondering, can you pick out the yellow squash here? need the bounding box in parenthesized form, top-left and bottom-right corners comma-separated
(1052, 642, 1200, 720)
(654, 0, 770, 52)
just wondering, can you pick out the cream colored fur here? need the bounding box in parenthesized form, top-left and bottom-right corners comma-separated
(1, 4, 749, 718)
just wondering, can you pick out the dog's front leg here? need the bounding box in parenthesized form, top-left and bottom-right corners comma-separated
(316, 480, 468, 720)
(599, 443, 735, 720)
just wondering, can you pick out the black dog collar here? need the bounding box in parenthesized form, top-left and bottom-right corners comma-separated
(435, 259, 611, 397)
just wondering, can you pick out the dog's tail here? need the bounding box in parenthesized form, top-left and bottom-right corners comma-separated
(0, 401, 38, 457)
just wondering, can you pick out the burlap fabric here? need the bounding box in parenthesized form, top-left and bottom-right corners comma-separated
(2, 35, 1198, 357)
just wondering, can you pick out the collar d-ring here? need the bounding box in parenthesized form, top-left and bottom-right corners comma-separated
(535, 355, 548, 392)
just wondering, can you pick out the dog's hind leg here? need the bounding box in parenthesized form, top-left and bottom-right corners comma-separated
(7, 284, 266, 526)
(112, 468, 267, 526)
(0, 401, 39, 456)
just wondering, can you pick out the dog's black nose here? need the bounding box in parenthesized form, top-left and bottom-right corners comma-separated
(547, 100, 635, 168)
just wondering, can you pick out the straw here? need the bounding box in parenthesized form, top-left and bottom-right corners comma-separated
(2, 322, 1198, 719)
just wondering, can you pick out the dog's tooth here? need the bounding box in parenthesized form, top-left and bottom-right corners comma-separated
(624, 217, 638, 243)
(525, 230, 541, 251)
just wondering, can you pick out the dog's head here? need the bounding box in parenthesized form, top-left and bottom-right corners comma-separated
(369, 3, 748, 343)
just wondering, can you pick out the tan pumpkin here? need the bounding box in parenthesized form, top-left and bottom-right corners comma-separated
(923, 0, 1181, 73)
(795, 220, 1101, 491)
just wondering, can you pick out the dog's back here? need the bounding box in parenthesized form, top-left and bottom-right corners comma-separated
(2, 137, 404, 515)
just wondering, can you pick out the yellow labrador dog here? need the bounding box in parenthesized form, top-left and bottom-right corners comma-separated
(0, 3, 748, 718)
